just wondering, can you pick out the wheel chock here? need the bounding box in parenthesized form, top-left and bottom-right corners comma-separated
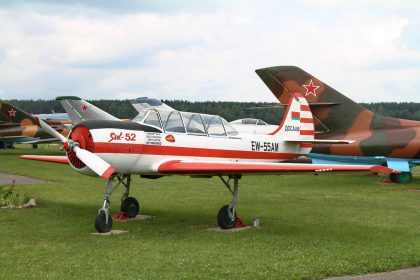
(234, 217, 247, 228)
(113, 212, 129, 220)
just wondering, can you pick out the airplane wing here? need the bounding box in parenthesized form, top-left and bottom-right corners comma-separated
(19, 157, 397, 174)
(19, 155, 68, 164)
(56, 96, 120, 123)
(157, 160, 397, 175)
(20, 138, 61, 144)
(0, 136, 61, 144)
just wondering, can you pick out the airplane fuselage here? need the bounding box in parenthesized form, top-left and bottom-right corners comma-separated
(68, 121, 311, 177)
(314, 119, 420, 159)
(0, 120, 69, 143)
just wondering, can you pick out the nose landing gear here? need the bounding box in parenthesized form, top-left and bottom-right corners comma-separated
(94, 174, 140, 233)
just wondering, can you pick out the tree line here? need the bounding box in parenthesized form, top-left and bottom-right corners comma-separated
(6, 99, 420, 124)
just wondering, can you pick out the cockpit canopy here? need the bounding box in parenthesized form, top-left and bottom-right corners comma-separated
(133, 109, 239, 137)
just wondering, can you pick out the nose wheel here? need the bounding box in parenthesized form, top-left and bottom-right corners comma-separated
(217, 175, 240, 229)
(95, 210, 113, 233)
(94, 174, 140, 233)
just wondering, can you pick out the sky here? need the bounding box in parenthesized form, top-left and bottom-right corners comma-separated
(0, 0, 419, 102)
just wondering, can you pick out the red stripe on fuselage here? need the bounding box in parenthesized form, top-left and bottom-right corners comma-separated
(92, 142, 301, 160)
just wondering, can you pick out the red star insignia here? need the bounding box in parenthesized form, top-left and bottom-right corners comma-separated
(81, 105, 89, 111)
(303, 79, 320, 97)
(8, 108, 16, 117)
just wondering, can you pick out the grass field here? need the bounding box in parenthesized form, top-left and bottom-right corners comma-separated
(0, 145, 420, 279)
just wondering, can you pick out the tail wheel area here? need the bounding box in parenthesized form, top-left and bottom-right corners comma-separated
(121, 197, 140, 218)
(217, 205, 236, 229)
(390, 172, 412, 184)
(95, 210, 113, 233)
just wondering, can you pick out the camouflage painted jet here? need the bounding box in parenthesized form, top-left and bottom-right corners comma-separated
(0, 100, 69, 148)
(255, 66, 420, 183)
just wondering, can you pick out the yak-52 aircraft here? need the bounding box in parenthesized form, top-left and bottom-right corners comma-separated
(0, 100, 70, 148)
(21, 93, 396, 233)
(255, 66, 420, 184)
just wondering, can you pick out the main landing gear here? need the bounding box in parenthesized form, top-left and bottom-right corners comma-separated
(390, 172, 413, 184)
(94, 174, 140, 233)
(217, 175, 241, 230)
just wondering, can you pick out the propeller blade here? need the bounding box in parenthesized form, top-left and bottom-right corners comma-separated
(73, 146, 115, 179)
(36, 117, 67, 143)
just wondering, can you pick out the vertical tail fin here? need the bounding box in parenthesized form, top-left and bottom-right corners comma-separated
(256, 66, 371, 134)
(56, 96, 120, 123)
(270, 93, 315, 142)
(0, 100, 36, 124)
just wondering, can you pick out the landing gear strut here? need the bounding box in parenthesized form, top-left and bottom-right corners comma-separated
(390, 172, 413, 184)
(217, 175, 240, 229)
(94, 174, 139, 233)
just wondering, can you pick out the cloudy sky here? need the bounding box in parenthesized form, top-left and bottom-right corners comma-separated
(0, 0, 419, 102)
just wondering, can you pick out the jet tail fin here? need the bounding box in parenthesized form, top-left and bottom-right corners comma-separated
(56, 96, 120, 124)
(0, 99, 36, 124)
(255, 66, 372, 134)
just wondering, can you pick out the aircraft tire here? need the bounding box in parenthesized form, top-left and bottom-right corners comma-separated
(95, 211, 113, 233)
(390, 172, 412, 184)
(217, 205, 236, 230)
(121, 197, 140, 218)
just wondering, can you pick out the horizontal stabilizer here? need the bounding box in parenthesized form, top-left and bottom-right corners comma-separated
(245, 102, 339, 110)
(285, 139, 355, 144)
(20, 155, 69, 164)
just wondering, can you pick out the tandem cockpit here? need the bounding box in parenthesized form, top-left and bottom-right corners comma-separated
(132, 108, 239, 137)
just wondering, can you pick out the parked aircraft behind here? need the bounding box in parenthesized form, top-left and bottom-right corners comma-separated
(56, 96, 120, 123)
(56, 96, 173, 124)
(131, 97, 174, 112)
(255, 66, 420, 183)
(230, 118, 277, 134)
(0, 100, 69, 148)
(20, 93, 396, 233)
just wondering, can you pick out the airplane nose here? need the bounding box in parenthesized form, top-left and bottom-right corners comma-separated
(67, 125, 94, 169)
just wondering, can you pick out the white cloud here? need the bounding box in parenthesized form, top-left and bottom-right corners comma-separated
(0, 1, 419, 103)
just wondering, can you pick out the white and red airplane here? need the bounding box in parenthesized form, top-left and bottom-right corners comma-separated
(21, 93, 397, 233)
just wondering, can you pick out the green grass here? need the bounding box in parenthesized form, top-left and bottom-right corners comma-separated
(0, 145, 420, 279)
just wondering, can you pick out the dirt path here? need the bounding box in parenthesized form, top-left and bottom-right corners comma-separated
(326, 266, 420, 280)
(0, 173, 48, 185)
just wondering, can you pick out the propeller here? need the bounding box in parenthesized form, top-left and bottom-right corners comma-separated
(36, 117, 115, 179)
